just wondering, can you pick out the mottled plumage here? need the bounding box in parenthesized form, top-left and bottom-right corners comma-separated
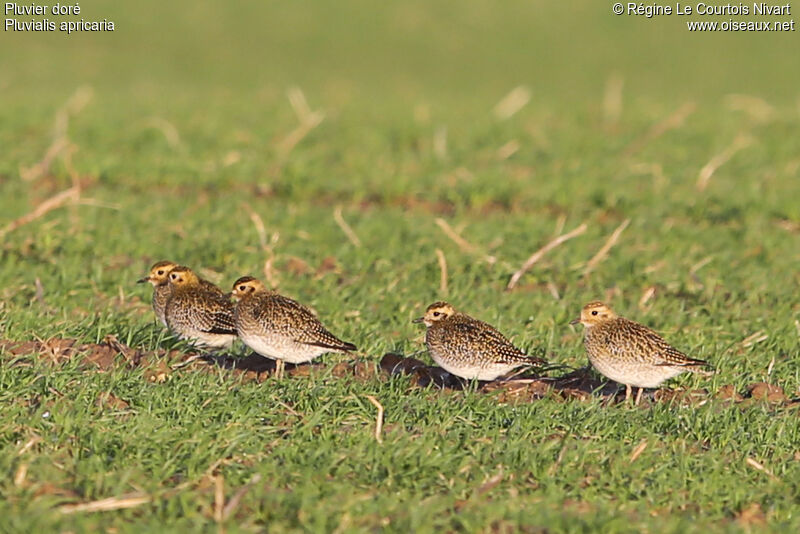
(413, 301, 545, 381)
(231, 276, 356, 377)
(571, 301, 711, 398)
(165, 266, 237, 350)
(138, 260, 221, 327)
(137, 260, 179, 327)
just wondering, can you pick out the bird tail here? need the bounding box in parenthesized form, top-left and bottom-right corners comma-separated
(497, 354, 546, 367)
(658, 356, 714, 375)
(688, 360, 715, 377)
(527, 355, 547, 366)
(305, 340, 357, 352)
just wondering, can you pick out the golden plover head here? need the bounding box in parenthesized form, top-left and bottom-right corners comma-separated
(137, 260, 178, 286)
(570, 301, 618, 328)
(413, 301, 456, 327)
(167, 265, 202, 288)
(230, 276, 267, 300)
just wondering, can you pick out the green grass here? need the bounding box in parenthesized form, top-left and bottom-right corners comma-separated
(2, 1, 800, 532)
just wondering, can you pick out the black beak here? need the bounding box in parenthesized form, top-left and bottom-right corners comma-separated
(136, 277, 149, 284)
(569, 317, 580, 325)
(412, 317, 424, 324)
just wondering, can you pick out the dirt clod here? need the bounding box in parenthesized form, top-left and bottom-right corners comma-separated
(715, 384, 744, 402)
(747, 382, 787, 403)
(96, 391, 130, 411)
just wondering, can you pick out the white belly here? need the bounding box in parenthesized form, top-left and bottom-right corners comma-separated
(181, 331, 236, 350)
(432, 354, 524, 381)
(239, 333, 327, 364)
(590, 355, 685, 388)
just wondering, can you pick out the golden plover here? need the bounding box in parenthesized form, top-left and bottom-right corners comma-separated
(137, 260, 179, 327)
(570, 301, 712, 403)
(138, 260, 222, 327)
(165, 266, 237, 350)
(230, 276, 357, 378)
(413, 301, 545, 381)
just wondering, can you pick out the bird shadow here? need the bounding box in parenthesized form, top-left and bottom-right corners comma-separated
(379, 353, 466, 389)
(184, 351, 378, 381)
(198, 352, 280, 374)
(379, 352, 628, 401)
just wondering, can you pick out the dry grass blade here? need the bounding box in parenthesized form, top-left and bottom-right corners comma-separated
(0, 184, 81, 240)
(20, 86, 93, 182)
(553, 213, 566, 236)
(638, 286, 656, 309)
(60, 85, 94, 121)
(745, 458, 780, 482)
(241, 203, 280, 287)
(435, 218, 478, 254)
(433, 126, 447, 160)
(287, 86, 313, 122)
(144, 117, 182, 149)
(496, 140, 520, 160)
(214, 474, 225, 522)
(17, 436, 40, 455)
(494, 86, 531, 120)
(775, 219, 800, 233)
(547, 439, 570, 477)
(724, 94, 775, 122)
(243, 203, 269, 250)
(333, 206, 362, 247)
(455, 467, 505, 511)
(546, 281, 560, 300)
(435, 248, 448, 295)
(582, 218, 631, 278)
(629, 439, 648, 463)
(278, 87, 324, 157)
(222, 474, 262, 521)
(170, 353, 206, 370)
(59, 492, 151, 514)
(506, 223, 588, 290)
(19, 138, 69, 182)
(741, 330, 768, 348)
(34, 277, 45, 305)
(14, 463, 28, 487)
(76, 198, 121, 210)
(603, 74, 624, 129)
(624, 102, 696, 156)
(696, 134, 753, 192)
(263, 257, 279, 289)
(278, 114, 324, 156)
(365, 395, 384, 444)
(435, 218, 495, 264)
(690, 255, 714, 275)
(476, 468, 504, 495)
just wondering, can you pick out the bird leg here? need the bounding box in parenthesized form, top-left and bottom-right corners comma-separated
(625, 384, 632, 403)
(635, 387, 644, 406)
(274, 359, 284, 379)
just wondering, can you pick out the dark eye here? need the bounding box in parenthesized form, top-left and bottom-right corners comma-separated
(239, 286, 246, 291)
(591, 310, 598, 316)
(157, 270, 164, 275)
(433, 311, 440, 317)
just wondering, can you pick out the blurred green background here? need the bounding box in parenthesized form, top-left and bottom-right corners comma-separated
(5, 0, 799, 102)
